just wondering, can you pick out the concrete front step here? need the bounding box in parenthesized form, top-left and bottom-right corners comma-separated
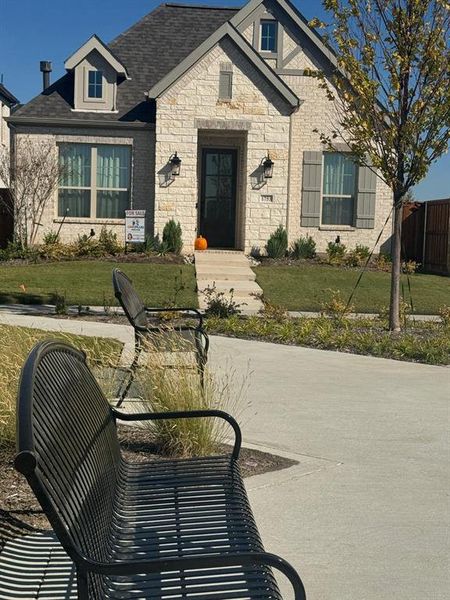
(197, 280, 262, 294)
(195, 267, 256, 282)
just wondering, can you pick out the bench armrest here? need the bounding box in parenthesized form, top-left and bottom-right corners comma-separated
(145, 307, 204, 328)
(81, 551, 306, 600)
(113, 408, 241, 459)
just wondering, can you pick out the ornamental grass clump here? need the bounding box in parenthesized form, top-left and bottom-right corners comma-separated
(291, 235, 316, 259)
(134, 335, 248, 457)
(0, 325, 122, 447)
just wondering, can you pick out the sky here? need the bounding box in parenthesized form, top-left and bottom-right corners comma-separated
(0, 0, 447, 200)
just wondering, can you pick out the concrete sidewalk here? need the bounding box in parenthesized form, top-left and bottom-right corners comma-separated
(1, 314, 448, 598)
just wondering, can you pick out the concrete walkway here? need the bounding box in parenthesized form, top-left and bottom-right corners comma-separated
(195, 249, 263, 312)
(1, 314, 448, 598)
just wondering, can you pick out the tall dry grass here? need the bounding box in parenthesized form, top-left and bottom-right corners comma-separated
(0, 325, 122, 447)
(129, 334, 249, 457)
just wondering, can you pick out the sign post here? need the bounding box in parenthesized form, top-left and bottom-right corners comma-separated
(125, 210, 146, 245)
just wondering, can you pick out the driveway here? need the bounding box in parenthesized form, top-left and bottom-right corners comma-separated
(209, 336, 449, 600)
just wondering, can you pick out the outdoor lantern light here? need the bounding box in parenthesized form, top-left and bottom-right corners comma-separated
(169, 152, 182, 178)
(263, 152, 274, 178)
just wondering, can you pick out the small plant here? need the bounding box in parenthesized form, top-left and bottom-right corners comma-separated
(0, 240, 30, 261)
(257, 294, 289, 323)
(438, 305, 450, 328)
(76, 233, 101, 257)
(52, 291, 67, 315)
(203, 283, 243, 318)
(326, 241, 347, 264)
(373, 253, 392, 272)
(320, 289, 354, 318)
(291, 235, 316, 259)
(378, 299, 412, 324)
(162, 219, 183, 254)
(402, 260, 420, 275)
(266, 225, 288, 259)
(144, 233, 168, 256)
(345, 244, 371, 267)
(98, 226, 123, 256)
(43, 230, 59, 245)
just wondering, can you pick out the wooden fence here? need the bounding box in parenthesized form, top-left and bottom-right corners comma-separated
(402, 199, 450, 275)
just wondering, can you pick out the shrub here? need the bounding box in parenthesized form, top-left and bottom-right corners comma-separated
(202, 283, 243, 318)
(326, 241, 347, 264)
(0, 240, 30, 261)
(266, 225, 288, 259)
(162, 219, 183, 254)
(345, 244, 371, 267)
(291, 235, 316, 259)
(373, 253, 392, 271)
(98, 226, 123, 255)
(438, 305, 450, 328)
(402, 260, 420, 275)
(144, 234, 168, 256)
(43, 230, 59, 245)
(75, 233, 101, 257)
(320, 289, 354, 318)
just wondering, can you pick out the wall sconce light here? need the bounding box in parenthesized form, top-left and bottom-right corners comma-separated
(169, 152, 182, 179)
(262, 152, 274, 179)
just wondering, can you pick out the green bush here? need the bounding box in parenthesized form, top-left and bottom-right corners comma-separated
(0, 240, 30, 261)
(266, 225, 288, 259)
(291, 235, 316, 259)
(162, 219, 183, 254)
(98, 226, 123, 255)
(326, 240, 347, 264)
(202, 283, 243, 318)
(43, 230, 60, 245)
(75, 234, 101, 257)
(345, 244, 371, 267)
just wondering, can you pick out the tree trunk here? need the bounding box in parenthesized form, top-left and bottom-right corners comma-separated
(389, 196, 403, 331)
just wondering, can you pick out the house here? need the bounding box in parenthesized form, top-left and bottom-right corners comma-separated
(0, 82, 19, 247)
(7, 0, 393, 253)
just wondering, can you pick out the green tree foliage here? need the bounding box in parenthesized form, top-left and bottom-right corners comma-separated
(310, 0, 449, 330)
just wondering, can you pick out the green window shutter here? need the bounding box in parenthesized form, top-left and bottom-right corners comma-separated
(356, 163, 377, 228)
(301, 151, 322, 227)
(219, 71, 233, 100)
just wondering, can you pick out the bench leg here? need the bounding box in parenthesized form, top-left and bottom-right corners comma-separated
(116, 342, 142, 408)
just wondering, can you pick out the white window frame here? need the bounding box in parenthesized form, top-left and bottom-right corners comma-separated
(320, 152, 357, 227)
(57, 143, 131, 220)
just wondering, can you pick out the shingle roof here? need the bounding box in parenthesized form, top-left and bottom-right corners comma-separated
(0, 83, 19, 107)
(12, 3, 239, 125)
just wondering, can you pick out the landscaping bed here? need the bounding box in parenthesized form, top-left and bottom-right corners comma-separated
(206, 314, 450, 365)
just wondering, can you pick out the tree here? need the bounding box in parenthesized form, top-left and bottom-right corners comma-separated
(0, 136, 66, 247)
(310, 0, 450, 330)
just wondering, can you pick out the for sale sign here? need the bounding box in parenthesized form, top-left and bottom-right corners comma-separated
(125, 210, 146, 243)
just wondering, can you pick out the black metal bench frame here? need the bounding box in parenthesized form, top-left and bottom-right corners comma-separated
(14, 340, 306, 600)
(112, 268, 209, 406)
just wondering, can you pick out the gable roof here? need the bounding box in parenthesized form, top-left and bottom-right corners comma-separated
(148, 21, 299, 109)
(0, 83, 19, 107)
(9, 4, 239, 126)
(64, 34, 129, 78)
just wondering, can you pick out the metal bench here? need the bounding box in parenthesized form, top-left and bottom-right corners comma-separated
(14, 340, 306, 599)
(112, 268, 209, 406)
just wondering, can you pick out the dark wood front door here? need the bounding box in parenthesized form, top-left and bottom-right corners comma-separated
(200, 149, 237, 248)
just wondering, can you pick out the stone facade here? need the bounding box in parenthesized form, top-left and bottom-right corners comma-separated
(154, 38, 292, 253)
(0, 99, 11, 189)
(13, 125, 154, 244)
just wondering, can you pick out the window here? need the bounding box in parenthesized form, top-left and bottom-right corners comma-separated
(88, 70, 103, 98)
(322, 153, 357, 226)
(219, 70, 233, 100)
(260, 20, 277, 52)
(58, 143, 131, 219)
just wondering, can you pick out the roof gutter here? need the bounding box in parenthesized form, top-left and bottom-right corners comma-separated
(5, 116, 155, 130)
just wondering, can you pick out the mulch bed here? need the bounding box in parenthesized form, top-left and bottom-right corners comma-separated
(1, 426, 297, 531)
(0, 253, 190, 267)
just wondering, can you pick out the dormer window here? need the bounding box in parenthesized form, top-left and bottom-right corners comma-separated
(260, 21, 277, 52)
(88, 70, 103, 98)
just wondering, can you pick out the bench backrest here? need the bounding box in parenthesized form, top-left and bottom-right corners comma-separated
(15, 340, 121, 566)
(112, 268, 147, 328)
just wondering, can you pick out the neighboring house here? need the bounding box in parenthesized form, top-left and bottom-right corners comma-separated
(7, 0, 393, 252)
(0, 82, 19, 188)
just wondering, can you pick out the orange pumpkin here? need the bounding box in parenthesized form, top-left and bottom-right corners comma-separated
(195, 235, 208, 251)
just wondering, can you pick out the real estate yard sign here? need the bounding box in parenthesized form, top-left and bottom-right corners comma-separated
(125, 210, 146, 243)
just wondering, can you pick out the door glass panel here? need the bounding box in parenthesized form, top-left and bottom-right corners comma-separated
(206, 153, 219, 175)
(204, 175, 218, 198)
(219, 154, 233, 176)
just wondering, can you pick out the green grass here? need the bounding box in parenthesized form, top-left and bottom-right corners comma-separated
(254, 264, 450, 314)
(0, 261, 198, 307)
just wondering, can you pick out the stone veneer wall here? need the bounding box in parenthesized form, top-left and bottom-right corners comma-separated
(13, 125, 154, 244)
(154, 38, 292, 253)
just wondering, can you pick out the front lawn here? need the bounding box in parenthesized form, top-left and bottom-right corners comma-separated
(0, 261, 198, 307)
(254, 263, 450, 314)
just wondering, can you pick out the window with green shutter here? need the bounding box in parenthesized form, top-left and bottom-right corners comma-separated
(322, 153, 358, 226)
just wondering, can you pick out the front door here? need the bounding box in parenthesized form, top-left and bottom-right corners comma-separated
(200, 149, 237, 248)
